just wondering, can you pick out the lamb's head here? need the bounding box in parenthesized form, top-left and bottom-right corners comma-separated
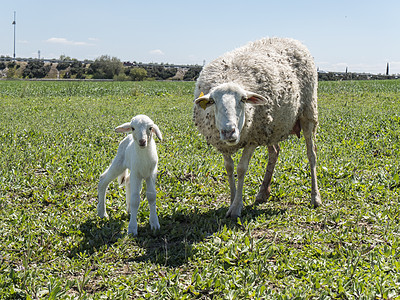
(195, 83, 268, 145)
(115, 114, 162, 148)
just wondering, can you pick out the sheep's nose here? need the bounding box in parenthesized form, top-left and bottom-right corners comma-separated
(139, 139, 147, 147)
(221, 128, 236, 139)
(221, 128, 237, 140)
(220, 127, 239, 145)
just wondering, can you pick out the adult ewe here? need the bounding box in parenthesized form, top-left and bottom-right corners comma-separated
(193, 37, 321, 219)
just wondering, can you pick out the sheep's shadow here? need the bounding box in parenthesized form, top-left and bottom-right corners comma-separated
(131, 204, 285, 267)
(70, 203, 285, 267)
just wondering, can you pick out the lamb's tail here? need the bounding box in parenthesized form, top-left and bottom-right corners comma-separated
(118, 169, 130, 187)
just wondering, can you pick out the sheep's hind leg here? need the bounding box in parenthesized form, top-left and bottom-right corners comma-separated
(226, 145, 256, 219)
(223, 154, 236, 204)
(301, 120, 322, 208)
(255, 144, 280, 204)
(97, 163, 125, 218)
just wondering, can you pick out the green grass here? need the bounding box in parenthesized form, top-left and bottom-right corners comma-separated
(1, 79, 400, 299)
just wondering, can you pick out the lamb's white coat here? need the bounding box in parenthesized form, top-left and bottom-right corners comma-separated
(193, 37, 321, 218)
(97, 114, 162, 235)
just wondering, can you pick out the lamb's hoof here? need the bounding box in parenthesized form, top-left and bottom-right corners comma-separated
(150, 218, 160, 231)
(97, 206, 108, 218)
(311, 193, 322, 208)
(128, 227, 138, 236)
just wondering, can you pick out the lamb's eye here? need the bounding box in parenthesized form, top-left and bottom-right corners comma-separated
(241, 96, 247, 102)
(208, 98, 215, 104)
(131, 127, 135, 131)
(149, 126, 153, 131)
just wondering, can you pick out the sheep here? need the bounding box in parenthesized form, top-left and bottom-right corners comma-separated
(97, 114, 162, 235)
(193, 37, 321, 219)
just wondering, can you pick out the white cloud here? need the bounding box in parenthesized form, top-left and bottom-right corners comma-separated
(46, 37, 94, 46)
(150, 49, 164, 55)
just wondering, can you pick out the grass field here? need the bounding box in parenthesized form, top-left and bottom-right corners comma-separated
(1, 79, 400, 299)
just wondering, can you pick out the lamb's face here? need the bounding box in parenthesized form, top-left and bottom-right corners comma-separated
(115, 114, 162, 148)
(130, 117, 156, 148)
(195, 83, 269, 146)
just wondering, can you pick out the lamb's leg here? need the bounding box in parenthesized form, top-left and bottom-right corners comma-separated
(128, 175, 143, 236)
(301, 120, 322, 208)
(124, 173, 131, 213)
(146, 176, 160, 231)
(226, 144, 256, 219)
(97, 162, 125, 218)
(223, 154, 236, 204)
(255, 144, 280, 204)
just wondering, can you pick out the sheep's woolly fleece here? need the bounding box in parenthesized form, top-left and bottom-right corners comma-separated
(193, 37, 318, 155)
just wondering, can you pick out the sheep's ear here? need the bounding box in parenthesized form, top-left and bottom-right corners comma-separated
(152, 124, 162, 141)
(194, 92, 213, 110)
(115, 122, 132, 133)
(245, 92, 269, 105)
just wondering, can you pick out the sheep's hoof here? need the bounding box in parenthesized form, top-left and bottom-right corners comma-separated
(225, 205, 242, 219)
(254, 192, 269, 205)
(311, 193, 322, 208)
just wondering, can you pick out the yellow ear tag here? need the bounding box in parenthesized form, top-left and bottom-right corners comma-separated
(197, 92, 208, 109)
(199, 99, 208, 110)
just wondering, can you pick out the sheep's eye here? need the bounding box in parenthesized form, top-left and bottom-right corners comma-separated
(149, 126, 153, 131)
(241, 96, 247, 103)
(208, 98, 215, 104)
(131, 127, 135, 131)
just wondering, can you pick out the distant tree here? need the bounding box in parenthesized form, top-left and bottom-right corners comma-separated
(23, 60, 51, 78)
(70, 60, 85, 79)
(129, 67, 147, 81)
(88, 55, 123, 79)
(0, 62, 6, 70)
(183, 66, 202, 81)
(7, 61, 16, 69)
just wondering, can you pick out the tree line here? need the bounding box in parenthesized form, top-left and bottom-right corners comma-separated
(1, 55, 399, 81)
(0, 55, 203, 81)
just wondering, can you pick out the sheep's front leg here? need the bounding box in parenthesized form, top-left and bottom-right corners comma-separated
(223, 154, 236, 204)
(301, 120, 322, 208)
(226, 145, 256, 219)
(255, 144, 280, 204)
(146, 176, 160, 231)
(128, 175, 143, 235)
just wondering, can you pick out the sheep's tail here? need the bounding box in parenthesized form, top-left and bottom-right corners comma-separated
(118, 169, 129, 187)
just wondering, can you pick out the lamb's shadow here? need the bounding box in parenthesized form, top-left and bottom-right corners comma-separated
(72, 204, 285, 267)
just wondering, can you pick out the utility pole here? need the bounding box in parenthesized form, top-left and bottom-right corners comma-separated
(12, 11, 16, 60)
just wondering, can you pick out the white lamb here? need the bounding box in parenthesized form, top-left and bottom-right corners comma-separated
(193, 37, 322, 219)
(97, 114, 162, 235)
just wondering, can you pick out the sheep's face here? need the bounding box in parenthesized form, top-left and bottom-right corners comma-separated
(195, 83, 268, 145)
(115, 114, 162, 148)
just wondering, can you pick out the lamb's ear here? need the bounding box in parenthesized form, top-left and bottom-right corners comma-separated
(151, 124, 162, 141)
(194, 93, 214, 110)
(245, 91, 269, 105)
(115, 122, 132, 133)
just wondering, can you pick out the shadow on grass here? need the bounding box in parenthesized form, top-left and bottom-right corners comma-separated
(71, 204, 285, 267)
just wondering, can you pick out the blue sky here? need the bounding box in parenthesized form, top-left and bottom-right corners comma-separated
(1, 0, 399, 74)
